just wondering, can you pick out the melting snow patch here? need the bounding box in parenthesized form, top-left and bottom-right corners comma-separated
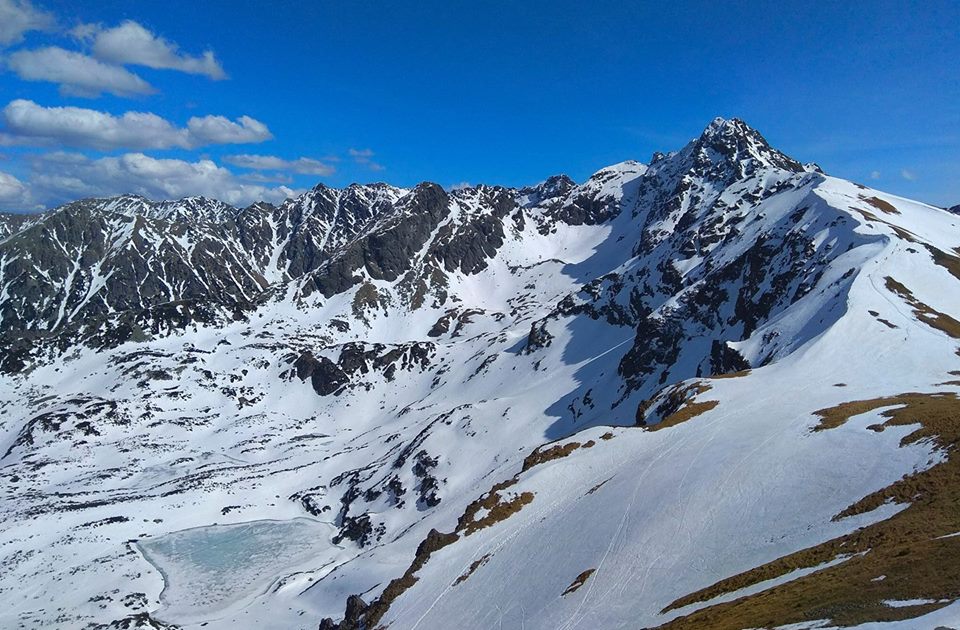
(883, 598, 944, 608)
(136, 518, 338, 624)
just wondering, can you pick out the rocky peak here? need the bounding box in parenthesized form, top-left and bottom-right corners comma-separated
(517, 174, 576, 207)
(679, 117, 805, 183)
(537, 174, 577, 198)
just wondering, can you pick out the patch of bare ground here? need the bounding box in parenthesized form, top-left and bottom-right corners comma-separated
(653, 392, 960, 629)
(640, 382, 719, 431)
(562, 568, 596, 596)
(863, 196, 901, 215)
(456, 480, 535, 536)
(885, 276, 960, 338)
(523, 441, 582, 471)
(925, 244, 960, 282)
(876, 317, 898, 329)
(521, 438, 595, 472)
(586, 476, 613, 496)
(851, 207, 918, 242)
(711, 369, 751, 379)
(453, 553, 492, 586)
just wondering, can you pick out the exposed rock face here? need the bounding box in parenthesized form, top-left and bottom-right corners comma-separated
(294, 352, 349, 396)
(0, 152, 651, 370)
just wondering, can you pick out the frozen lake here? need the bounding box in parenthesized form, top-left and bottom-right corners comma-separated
(136, 518, 339, 624)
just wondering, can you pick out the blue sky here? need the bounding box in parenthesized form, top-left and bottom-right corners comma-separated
(0, 0, 957, 210)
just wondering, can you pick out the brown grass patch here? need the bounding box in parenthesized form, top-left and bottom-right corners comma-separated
(453, 553, 492, 586)
(711, 369, 751, 379)
(885, 276, 960, 338)
(641, 382, 718, 430)
(522, 441, 583, 472)
(458, 488, 536, 536)
(454, 475, 536, 537)
(851, 206, 918, 242)
(562, 569, 596, 596)
(650, 400, 720, 431)
(654, 392, 960, 629)
(520, 438, 594, 471)
(876, 317, 898, 329)
(925, 244, 960, 282)
(863, 196, 900, 215)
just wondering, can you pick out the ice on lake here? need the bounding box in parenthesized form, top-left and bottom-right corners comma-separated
(137, 518, 339, 624)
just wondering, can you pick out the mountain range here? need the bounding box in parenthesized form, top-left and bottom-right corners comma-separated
(1, 118, 959, 630)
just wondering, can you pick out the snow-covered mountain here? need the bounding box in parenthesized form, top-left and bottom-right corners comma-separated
(2, 118, 959, 630)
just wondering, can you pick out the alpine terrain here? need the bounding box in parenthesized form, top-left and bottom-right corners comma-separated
(2, 118, 959, 630)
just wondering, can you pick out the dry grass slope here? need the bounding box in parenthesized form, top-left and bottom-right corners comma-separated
(863, 196, 900, 215)
(885, 276, 960, 339)
(653, 392, 960, 629)
(925, 244, 960, 283)
(640, 381, 718, 430)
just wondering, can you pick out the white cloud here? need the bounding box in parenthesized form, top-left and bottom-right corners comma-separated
(0, 100, 272, 150)
(0, 0, 54, 47)
(6, 47, 155, 97)
(186, 115, 271, 145)
(224, 154, 336, 176)
(900, 169, 917, 181)
(27, 151, 301, 207)
(241, 171, 294, 184)
(870, 170, 881, 180)
(349, 147, 384, 171)
(83, 20, 226, 80)
(0, 169, 30, 208)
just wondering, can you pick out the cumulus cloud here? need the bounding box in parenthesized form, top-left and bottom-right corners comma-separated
(27, 152, 301, 207)
(349, 147, 385, 171)
(0, 100, 272, 150)
(0, 169, 31, 208)
(0, 0, 54, 47)
(900, 169, 917, 181)
(224, 154, 336, 176)
(186, 115, 271, 145)
(82, 20, 226, 80)
(6, 47, 155, 97)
